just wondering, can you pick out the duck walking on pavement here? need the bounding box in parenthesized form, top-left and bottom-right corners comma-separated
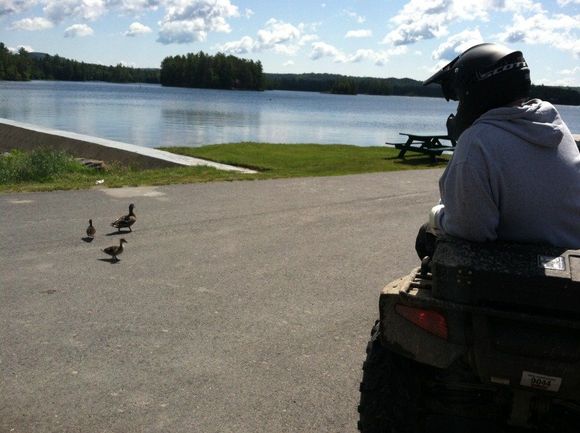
(86, 219, 96, 238)
(111, 203, 136, 232)
(102, 238, 127, 262)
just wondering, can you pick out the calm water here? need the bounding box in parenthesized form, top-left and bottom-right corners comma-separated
(0, 80, 579, 149)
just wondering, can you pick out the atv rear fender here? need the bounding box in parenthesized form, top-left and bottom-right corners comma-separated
(378, 270, 468, 369)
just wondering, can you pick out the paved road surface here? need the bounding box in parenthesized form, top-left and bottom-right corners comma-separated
(1, 169, 442, 433)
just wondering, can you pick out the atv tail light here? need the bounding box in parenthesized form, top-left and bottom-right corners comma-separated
(395, 304, 448, 340)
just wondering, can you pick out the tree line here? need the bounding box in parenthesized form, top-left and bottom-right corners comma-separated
(264, 72, 580, 103)
(160, 51, 264, 90)
(264, 73, 442, 97)
(528, 85, 580, 106)
(0, 43, 159, 83)
(1, 42, 578, 105)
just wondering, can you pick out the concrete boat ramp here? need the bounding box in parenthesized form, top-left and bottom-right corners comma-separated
(0, 118, 257, 173)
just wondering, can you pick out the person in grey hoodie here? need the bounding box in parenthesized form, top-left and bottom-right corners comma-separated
(417, 43, 580, 256)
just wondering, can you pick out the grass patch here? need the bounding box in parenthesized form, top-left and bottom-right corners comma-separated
(0, 148, 92, 183)
(167, 142, 447, 178)
(0, 143, 448, 193)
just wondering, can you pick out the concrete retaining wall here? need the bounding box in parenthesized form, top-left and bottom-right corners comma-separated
(1, 118, 578, 170)
(0, 118, 256, 173)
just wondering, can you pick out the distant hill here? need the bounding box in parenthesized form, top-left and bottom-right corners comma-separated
(29, 52, 49, 60)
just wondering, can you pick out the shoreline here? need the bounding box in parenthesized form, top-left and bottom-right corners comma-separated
(0, 118, 256, 173)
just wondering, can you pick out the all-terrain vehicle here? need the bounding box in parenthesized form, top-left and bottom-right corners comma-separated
(358, 236, 580, 433)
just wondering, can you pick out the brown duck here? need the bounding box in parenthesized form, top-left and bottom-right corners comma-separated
(86, 219, 96, 238)
(111, 203, 136, 232)
(102, 238, 127, 261)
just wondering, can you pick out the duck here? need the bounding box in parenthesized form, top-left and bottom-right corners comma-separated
(102, 238, 127, 261)
(86, 219, 96, 238)
(111, 203, 136, 232)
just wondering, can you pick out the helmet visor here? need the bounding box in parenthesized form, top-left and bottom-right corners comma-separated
(423, 56, 460, 101)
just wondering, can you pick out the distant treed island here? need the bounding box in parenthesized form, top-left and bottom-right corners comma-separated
(160, 51, 264, 90)
(1, 43, 579, 105)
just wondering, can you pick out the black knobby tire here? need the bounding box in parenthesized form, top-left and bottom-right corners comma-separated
(358, 322, 512, 433)
(358, 321, 424, 433)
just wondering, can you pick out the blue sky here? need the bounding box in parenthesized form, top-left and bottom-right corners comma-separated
(1, 0, 579, 86)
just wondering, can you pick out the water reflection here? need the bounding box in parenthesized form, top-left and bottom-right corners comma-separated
(1, 81, 578, 148)
(162, 108, 252, 126)
(160, 108, 260, 146)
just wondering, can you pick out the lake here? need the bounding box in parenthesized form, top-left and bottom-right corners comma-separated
(0, 80, 578, 149)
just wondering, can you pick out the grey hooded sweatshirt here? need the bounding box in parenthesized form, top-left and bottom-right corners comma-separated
(433, 99, 580, 248)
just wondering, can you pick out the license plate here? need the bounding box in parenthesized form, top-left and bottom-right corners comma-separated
(520, 371, 562, 392)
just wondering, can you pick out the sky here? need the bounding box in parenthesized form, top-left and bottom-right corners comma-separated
(0, 0, 579, 86)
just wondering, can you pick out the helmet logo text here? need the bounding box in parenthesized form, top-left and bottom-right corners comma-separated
(477, 61, 528, 81)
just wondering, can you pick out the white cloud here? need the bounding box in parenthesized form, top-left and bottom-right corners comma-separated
(382, 0, 543, 46)
(345, 29, 372, 39)
(124, 21, 152, 36)
(283, 60, 294, 66)
(310, 41, 343, 61)
(299, 34, 319, 45)
(383, 0, 453, 46)
(483, 0, 543, 14)
(497, 13, 580, 57)
(3, 0, 162, 22)
(273, 44, 300, 55)
(106, 0, 161, 13)
(216, 18, 318, 55)
(218, 35, 255, 54)
(257, 18, 300, 48)
(346, 49, 386, 65)
(309, 43, 407, 66)
(243, 8, 253, 18)
(64, 23, 94, 37)
(432, 28, 484, 60)
(157, 0, 238, 44)
(44, 0, 107, 23)
(557, 0, 580, 5)
(0, 0, 37, 17)
(10, 16, 54, 30)
(8, 44, 34, 53)
(348, 46, 407, 66)
(157, 20, 211, 43)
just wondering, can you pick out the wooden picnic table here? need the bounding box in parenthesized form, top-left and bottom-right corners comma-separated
(385, 133, 457, 161)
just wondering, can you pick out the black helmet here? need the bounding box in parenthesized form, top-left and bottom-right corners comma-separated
(424, 43, 531, 139)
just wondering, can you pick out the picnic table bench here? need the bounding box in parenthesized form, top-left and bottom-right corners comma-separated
(385, 133, 457, 162)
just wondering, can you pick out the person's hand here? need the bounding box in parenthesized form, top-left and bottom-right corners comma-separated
(415, 223, 437, 260)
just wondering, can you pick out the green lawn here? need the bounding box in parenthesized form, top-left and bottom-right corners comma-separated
(0, 143, 448, 193)
(168, 142, 447, 177)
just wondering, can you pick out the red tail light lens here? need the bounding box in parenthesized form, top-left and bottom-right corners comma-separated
(395, 304, 448, 340)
